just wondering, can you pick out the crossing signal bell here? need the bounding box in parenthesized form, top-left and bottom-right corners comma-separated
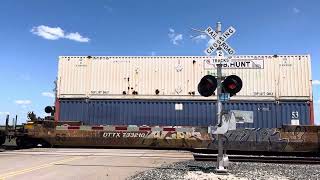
(198, 75, 242, 97)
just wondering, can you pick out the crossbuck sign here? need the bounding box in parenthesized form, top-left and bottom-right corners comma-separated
(204, 26, 236, 56)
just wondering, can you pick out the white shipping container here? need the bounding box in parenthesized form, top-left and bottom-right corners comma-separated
(57, 55, 312, 101)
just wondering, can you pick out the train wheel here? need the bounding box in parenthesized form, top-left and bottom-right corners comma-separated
(16, 137, 36, 149)
(16, 137, 23, 148)
(16, 137, 26, 149)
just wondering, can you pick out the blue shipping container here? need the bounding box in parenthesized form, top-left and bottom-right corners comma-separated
(58, 99, 311, 128)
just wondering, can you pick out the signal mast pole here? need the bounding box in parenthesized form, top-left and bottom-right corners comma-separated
(193, 21, 240, 172)
(195, 21, 245, 172)
(215, 22, 226, 172)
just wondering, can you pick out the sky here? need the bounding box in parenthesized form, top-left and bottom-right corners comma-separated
(0, 0, 319, 125)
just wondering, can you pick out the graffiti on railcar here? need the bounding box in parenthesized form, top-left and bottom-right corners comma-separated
(208, 126, 319, 152)
(209, 128, 288, 151)
(141, 129, 210, 148)
(280, 126, 318, 152)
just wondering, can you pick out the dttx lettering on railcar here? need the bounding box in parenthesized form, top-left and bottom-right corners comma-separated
(102, 132, 147, 138)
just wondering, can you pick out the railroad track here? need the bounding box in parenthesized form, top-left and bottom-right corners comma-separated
(193, 153, 320, 164)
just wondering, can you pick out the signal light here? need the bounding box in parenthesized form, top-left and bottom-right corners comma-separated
(198, 75, 217, 97)
(222, 75, 242, 97)
(198, 74, 242, 97)
(45, 106, 55, 114)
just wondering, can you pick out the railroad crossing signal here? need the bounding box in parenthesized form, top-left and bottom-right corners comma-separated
(197, 75, 242, 98)
(194, 22, 240, 172)
(221, 75, 243, 97)
(198, 75, 217, 97)
(204, 26, 236, 56)
(45, 106, 55, 116)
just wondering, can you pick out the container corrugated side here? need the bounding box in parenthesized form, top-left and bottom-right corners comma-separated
(58, 99, 311, 128)
(57, 55, 312, 101)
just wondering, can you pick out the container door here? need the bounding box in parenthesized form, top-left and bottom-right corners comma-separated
(57, 57, 90, 98)
(278, 56, 311, 100)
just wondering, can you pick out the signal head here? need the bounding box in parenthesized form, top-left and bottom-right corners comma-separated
(198, 75, 217, 97)
(45, 106, 55, 114)
(222, 75, 242, 96)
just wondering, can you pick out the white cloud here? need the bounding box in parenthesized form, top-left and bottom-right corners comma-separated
(173, 34, 183, 45)
(42, 92, 55, 98)
(208, 38, 215, 46)
(194, 34, 207, 40)
(15, 100, 32, 105)
(0, 112, 10, 115)
(168, 28, 183, 45)
(191, 34, 207, 44)
(31, 25, 90, 42)
(312, 80, 320, 85)
(65, 32, 90, 42)
(315, 99, 320, 104)
(31, 25, 64, 40)
(293, 7, 300, 14)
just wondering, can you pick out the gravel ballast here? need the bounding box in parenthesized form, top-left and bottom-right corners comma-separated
(128, 160, 320, 180)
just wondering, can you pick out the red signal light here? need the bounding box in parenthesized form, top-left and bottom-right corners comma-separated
(222, 75, 242, 97)
(198, 75, 217, 97)
(228, 83, 236, 89)
(198, 75, 242, 98)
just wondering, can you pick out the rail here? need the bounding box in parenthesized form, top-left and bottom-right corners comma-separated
(193, 153, 320, 164)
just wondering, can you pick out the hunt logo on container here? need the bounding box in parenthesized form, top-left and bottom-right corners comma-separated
(204, 58, 264, 69)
